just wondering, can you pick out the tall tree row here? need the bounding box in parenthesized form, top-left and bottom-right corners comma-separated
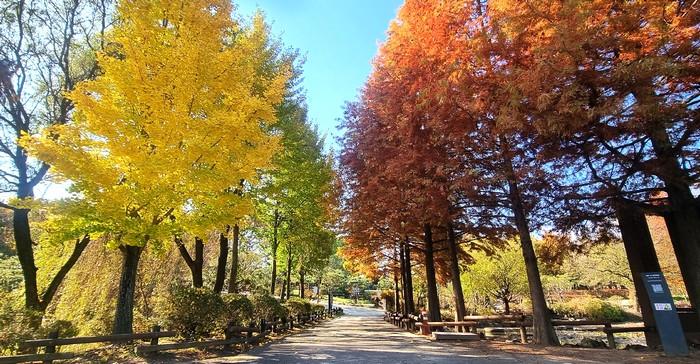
(340, 0, 699, 345)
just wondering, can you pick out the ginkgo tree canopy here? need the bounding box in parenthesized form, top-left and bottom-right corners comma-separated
(22, 0, 288, 247)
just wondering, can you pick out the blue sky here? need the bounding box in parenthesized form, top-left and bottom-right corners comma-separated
(236, 0, 403, 147)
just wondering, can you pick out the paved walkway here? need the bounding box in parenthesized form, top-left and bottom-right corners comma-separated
(200, 306, 600, 364)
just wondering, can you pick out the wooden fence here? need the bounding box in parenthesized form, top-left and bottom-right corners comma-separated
(1, 307, 343, 364)
(384, 311, 649, 348)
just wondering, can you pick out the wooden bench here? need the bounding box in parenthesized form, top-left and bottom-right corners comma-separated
(418, 321, 479, 335)
(601, 325, 650, 348)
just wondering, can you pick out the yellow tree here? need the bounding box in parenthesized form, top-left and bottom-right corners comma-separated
(23, 0, 287, 334)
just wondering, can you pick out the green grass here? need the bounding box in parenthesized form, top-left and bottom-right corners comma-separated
(332, 296, 375, 307)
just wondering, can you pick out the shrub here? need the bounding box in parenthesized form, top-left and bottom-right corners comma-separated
(221, 293, 253, 325)
(284, 297, 312, 316)
(311, 303, 325, 312)
(0, 299, 42, 355)
(42, 318, 78, 338)
(159, 286, 224, 339)
(0, 295, 78, 355)
(250, 294, 287, 321)
(551, 297, 627, 322)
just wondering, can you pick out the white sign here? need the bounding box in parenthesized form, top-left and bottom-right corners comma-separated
(654, 303, 673, 311)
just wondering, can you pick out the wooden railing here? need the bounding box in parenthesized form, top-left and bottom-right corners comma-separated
(1, 308, 344, 364)
(384, 311, 650, 349)
(0, 326, 174, 364)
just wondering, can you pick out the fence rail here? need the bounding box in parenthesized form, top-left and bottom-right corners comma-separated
(385, 311, 650, 349)
(1, 307, 344, 364)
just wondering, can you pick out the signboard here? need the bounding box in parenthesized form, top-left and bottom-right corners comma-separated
(641, 272, 688, 356)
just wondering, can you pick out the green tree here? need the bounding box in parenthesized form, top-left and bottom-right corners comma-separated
(462, 243, 529, 315)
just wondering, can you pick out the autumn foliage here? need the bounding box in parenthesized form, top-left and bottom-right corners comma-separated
(340, 0, 700, 345)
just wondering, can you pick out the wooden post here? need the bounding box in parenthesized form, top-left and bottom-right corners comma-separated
(149, 325, 161, 354)
(419, 315, 431, 336)
(605, 323, 616, 349)
(519, 325, 527, 344)
(223, 322, 232, 351)
(150, 325, 161, 346)
(43, 330, 59, 364)
(247, 323, 254, 339)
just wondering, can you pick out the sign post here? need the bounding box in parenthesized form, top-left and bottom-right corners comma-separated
(641, 272, 688, 356)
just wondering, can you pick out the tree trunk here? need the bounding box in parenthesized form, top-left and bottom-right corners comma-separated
(504, 298, 511, 315)
(213, 227, 229, 293)
(270, 210, 279, 295)
(280, 279, 286, 299)
(506, 164, 559, 345)
(399, 240, 408, 315)
(646, 114, 700, 319)
(614, 199, 662, 348)
(13, 201, 89, 311)
(665, 212, 700, 312)
(403, 237, 416, 314)
(423, 224, 441, 322)
(113, 245, 143, 335)
(393, 266, 401, 312)
(300, 269, 305, 299)
(13, 208, 41, 310)
(176, 237, 204, 288)
(193, 238, 203, 288)
(447, 223, 467, 327)
(40, 235, 91, 310)
(228, 224, 240, 293)
(285, 247, 292, 300)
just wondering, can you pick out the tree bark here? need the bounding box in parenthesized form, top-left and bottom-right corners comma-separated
(270, 210, 279, 295)
(446, 223, 467, 327)
(213, 227, 230, 293)
(402, 238, 415, 314)
(285, 247, 292, 300)
(300, 269, 305, 298)
(113, 245, 143, 335)
(423, 224, 441, 322)
(40, 235, 91, 310)
(614, 199, 662, 348)
(645, 110, 700, 319)
(393, 265, 401, 312)
(399, 240, 408, 315)
(13, 208, 41, 310)
(176, 237, 204, 288)
(505, 162, 559, 345)
(228, 224, 240, 293)
(504, 299, 511, 315)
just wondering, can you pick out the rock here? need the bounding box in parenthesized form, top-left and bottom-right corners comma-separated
(579, 338, 608, 349)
